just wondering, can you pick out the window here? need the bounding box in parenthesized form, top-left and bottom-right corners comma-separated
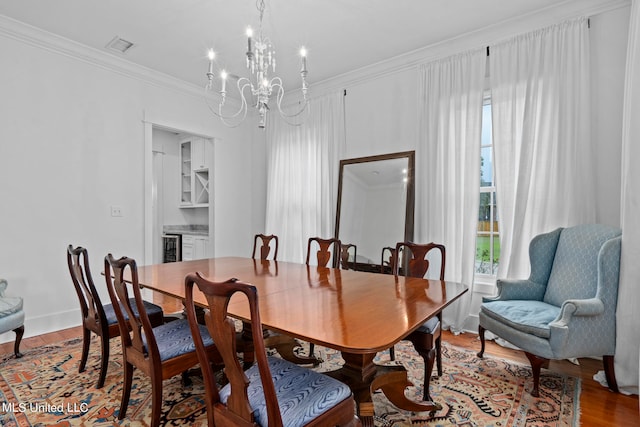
(476, 99, 499, 276)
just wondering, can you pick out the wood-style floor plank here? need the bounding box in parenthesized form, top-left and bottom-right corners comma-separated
(1, 326, 638, 426)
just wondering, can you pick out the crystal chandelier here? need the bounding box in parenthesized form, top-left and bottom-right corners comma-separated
(205, 0, 309, 128)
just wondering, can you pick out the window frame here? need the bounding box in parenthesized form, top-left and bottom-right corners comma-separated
(475, 94, 499, 282)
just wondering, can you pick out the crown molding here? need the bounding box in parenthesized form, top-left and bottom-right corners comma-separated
(1, 0, 630, 105)
(0, 13, 210, 101)
(307, 0, 631, 97)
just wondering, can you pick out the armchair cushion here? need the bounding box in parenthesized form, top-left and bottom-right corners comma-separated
(481, 300, 560, 339)
(0, 295, 23, 317)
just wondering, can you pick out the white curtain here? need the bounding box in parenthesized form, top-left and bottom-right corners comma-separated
(265, 92, 345, 263)
(490, 18, 595, 280)
(615, 0, 640, 396)
(416, 48, 486, 332)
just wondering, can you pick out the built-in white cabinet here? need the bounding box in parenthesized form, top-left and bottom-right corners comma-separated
(182, 234, 210, 261)
(180, 137, 211, 207)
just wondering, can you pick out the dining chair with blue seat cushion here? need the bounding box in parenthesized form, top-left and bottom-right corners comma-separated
(478, 224, 622, 397)
(104, 254, 222, 427)
(185, 273, 361, 427)
(67, 245, 164, 388)
(393, 241, 446, 402)
(0, 278, 24, 358)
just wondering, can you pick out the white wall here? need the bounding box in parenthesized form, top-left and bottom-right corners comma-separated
(0, 25, 258, 341)
(591, 7, 630, 226)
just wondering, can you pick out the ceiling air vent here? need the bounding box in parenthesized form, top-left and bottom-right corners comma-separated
(106, 36, 135, 54)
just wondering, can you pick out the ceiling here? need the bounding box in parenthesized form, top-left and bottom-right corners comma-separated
(0, 0, 579, 90)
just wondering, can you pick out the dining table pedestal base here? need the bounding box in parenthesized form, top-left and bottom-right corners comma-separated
(326, 351, 442, 426)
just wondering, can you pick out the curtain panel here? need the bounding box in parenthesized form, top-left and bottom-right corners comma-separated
(490, 17, 596, 280)
(416, 48, 486, 332)
(616, 0, 640, 396)
(265, 92, 345, 263)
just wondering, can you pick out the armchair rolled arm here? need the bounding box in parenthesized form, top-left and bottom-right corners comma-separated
(482, 278, 546, 302)
(551, 298, 605, 327)
(0, 278, 7, 296)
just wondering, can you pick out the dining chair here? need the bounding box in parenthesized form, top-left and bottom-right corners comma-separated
(340, 243, 357, 270)
(185, 273, 361, 427)
(305, 236, 342, 357)
(393, 241, 446, 401)
(306, 237, 341, 267)
(380, 246, 402, 274)
(252, 233, 279, 260)
(104, 254, 222, 427)
(66, 245, 164, 388)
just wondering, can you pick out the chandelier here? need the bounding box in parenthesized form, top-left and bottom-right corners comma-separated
(205, 0, 309, 128)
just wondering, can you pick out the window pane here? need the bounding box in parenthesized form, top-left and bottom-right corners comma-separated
(481, 146, 492, 186)
(492, 235, 501, 275)
(476, 234, 491, 274)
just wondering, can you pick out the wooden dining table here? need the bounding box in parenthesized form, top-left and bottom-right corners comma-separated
(132, 256, 468, 426)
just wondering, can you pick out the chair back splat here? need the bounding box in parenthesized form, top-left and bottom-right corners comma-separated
(306, 237, 341, 267)
(395, 242, 446, 279)
(185, 273, 360, 427)
(252, 234, 279, 260)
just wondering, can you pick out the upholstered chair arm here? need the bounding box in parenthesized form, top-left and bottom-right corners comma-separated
(552, 298, 605, 327)
(482, 279, 546, 302)
(0, 278, 7, 296)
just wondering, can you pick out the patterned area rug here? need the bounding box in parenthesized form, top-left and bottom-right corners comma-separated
(0, 336, 580, 426)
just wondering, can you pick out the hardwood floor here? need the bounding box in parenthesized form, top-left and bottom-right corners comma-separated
(1, 325, 638, 426)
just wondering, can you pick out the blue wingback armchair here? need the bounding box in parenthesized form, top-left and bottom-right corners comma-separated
(478, 224, 622, 396)
(0, 278, 25, 358)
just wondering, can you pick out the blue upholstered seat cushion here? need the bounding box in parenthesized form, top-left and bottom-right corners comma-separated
(0, 295, 23, 317)
(103, 299, 164, 326)
(143, 318, 214, 362)
(416, 316, 440, 334)
(481, 300, 560, 339)
(219, 356, 352, 426)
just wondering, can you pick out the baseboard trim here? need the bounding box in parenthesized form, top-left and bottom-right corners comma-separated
(0, 308, 81, 344)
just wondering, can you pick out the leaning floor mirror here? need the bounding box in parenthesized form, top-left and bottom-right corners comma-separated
(335, 151, 415, 273)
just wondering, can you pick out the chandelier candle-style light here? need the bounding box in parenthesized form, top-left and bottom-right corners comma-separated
(205, 0, 309, 128)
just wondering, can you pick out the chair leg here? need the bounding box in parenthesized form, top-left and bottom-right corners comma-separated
(119, 362, 134, 419)
(524, 352, 547, 397)
(150, 379, 163, 427)
(435, 335, 442, 376)
(309, 342, 315, 357)
(389, 345, 396, 361)
(477, 325, 486, 358)
(413, 346, 436, 401)
(79, 328, 90, 373)
(97, 334, 110, 389)
(407, 333, 437, 401)
(603, 355, 619, 393)
(13, 325, 24, 358)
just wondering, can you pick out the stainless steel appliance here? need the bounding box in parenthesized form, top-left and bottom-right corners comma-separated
(162, 234, 181, 263)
